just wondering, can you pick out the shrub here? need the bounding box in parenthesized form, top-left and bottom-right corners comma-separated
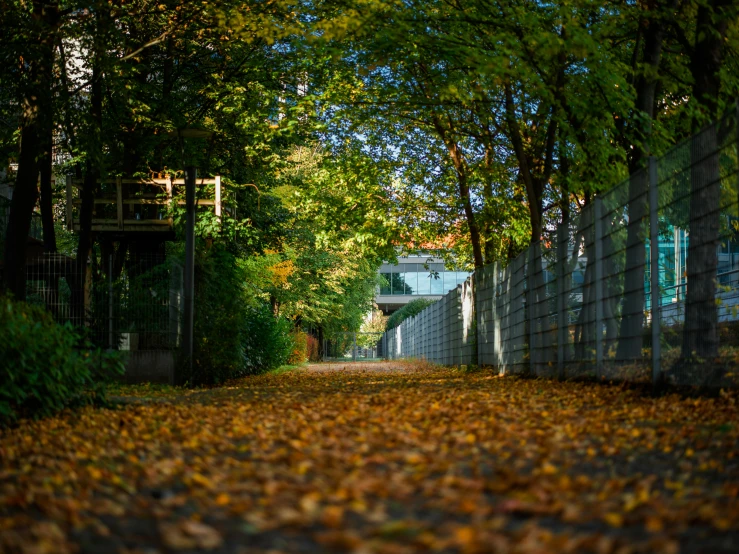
(185, 245, 300, 385)
(242, 304, 294, 373)
(386, 298, 437, 330)
(288, 330, 308, 365)
(189, 246, 250, 385)
(0, 296, 123, 425)
(306, 334, 321, 362)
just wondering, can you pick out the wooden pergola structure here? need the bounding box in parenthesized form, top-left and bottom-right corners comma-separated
(65, 175, 221, 235)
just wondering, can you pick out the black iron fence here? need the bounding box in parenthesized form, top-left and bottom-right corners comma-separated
(25, 252, 182, 380)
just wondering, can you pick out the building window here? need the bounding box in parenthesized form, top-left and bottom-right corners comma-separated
(378, 262, 471, 297)
(417, 272, 431, 294)
(380, 273, 391, 295)
(403, 271, 417, 294)
(391, 272, 406, 295)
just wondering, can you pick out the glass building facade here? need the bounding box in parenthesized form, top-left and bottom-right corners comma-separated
(378, 263, 470, 296)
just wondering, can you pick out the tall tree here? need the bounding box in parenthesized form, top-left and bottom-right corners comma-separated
(682, 0, 737, 361)
(616, 0, 679, 361)
(1, 0, 59, 297)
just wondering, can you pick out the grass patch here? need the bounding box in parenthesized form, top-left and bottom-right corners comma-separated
(268, 362, 308, 375)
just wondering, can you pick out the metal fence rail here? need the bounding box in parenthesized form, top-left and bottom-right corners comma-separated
(382, 105, 739, 388)
(25, 251, 183, 382)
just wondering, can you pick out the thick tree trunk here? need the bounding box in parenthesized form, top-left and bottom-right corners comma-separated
(615, 1, 672, 361)
(39, 23, 57, 254)
(616, 171, 648, 360)
(683, 127, 721, 359)
(39, 123, 56, 253)
(72, 14, 104, 326)
(3, 122, 42, 298)
(682, 0, 731, 361)
(502, 83, 557, 368)
(1, 0, 58, 297)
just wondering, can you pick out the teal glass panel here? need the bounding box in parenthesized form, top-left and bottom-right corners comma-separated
(403, 271, 417, 294)
(417, 271, 431, 294)
(379, 273, 391, 295)
(391, 272, 405, 295)
(430, 273, 443, 294)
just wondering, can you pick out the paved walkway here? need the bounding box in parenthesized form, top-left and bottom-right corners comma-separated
(1, 362, 738, 553)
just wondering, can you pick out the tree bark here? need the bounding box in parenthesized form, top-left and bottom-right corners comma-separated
(430, 116, 484, 268)
(72, 9, 104, 326)
(615, 1, 674, 361)
(2, 0, 59, 297)
(39, 116, 56, 253)
(681, 0, 732, 361)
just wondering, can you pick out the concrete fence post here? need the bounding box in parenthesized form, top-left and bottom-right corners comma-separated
(493, 263, 501, 369)
(594, 197, 604, 380)
(649, 156, 661, 386)
(557, 224, 567, 379)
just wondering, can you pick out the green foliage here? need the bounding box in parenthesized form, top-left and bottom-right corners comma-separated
(186, 244, 296, 385)
(386, 299, 438, 331)
(0, 296, 123, 425)
(188, 245, 247, 385)
(288, 329, 308, 365)
(242, 304, 294, 374)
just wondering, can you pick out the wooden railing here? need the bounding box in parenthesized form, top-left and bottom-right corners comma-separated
(65, 175, 221, 233)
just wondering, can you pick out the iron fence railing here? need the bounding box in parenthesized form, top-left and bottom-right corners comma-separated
(25, 252, 183, 352)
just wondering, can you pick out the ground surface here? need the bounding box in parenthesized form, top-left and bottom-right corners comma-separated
(1, 361, 739, 553)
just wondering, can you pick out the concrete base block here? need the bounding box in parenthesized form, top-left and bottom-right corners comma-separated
(123, 350, 175, 384)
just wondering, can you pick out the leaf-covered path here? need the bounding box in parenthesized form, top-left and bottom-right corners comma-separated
(1, 362, 738, 553)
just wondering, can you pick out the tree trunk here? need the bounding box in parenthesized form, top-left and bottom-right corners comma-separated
(72, 11, 104, 326)
(559, 140, 571, 363)
(3, 123, 41, 298)
(430, 116, 484, 268)
(682, 0, 731, 361)
(1, 1, 59, 297)
(683, 127, 721, 359)
(616, 171, 648, 361)
(457, 170, 484, 269)
(39, 119, 56, 253)
(615, 1, 672, 361)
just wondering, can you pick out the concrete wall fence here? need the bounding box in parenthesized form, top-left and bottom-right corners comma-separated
(380, 258, 531, 375)
(381, 104, 739, 388)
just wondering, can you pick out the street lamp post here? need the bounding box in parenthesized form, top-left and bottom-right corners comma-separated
(182, 166, 197, 382)
(171, 127, 213, 385)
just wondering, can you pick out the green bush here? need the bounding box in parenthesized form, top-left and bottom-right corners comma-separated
(0, 296, 123, 425)
(242, 304, 294, 372)
(186, 245, 295, 385)
(188, 246, 249, 385)
(386, 298, 437, 330)
(288, 329, 308, 365)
